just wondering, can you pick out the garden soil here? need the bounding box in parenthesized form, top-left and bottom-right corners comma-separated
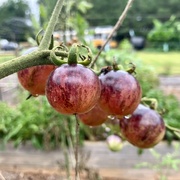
(0, 141, 180, 180)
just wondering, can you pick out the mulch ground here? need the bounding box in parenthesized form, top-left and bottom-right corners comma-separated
(0, 141, 180, 180)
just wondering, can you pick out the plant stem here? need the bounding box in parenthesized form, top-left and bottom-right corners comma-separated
(75, 114, 80, 180)
(61, 123, 71, 180)
(0, 0, 66, 79)
(0, 50, 68, 79)
(165, 124, 180, 138)
(89, 0, 135, 68)
(38, 0, 65, 50)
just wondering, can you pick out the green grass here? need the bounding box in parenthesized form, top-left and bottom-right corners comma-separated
(0, 54, 15, 64)
(135, 52, 180, 75)
(0, 51, 179, 75)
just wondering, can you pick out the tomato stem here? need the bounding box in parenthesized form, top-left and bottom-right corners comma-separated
(112, 59, 119, 71)
(141, 97, 158, 110)
(165, 123, 180, 138)
(36, 30, 54, 50)
(67, 44, 93, 66)
(0, 50, 68, 79)
(68, 44, 79, 65)
(74, 114, 80, 180)
(35, 29, 44, 46)
(50, 46, 68, 66)
(38, 0, 65, 50)
(126, 62, 136, 74)
(49, 35, 54, 50)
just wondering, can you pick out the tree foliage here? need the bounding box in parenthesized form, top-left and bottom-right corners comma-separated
(0, 0, 32, 42)
(148, 16, 180, 42)
(86, 0, 180, 38)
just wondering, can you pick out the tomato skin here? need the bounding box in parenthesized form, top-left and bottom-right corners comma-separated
(18, 65, 56, 96)
(78, 104, 108, 126)
(17, 47, 56, 96)
(98, 70, 142, 116)
(46, 64, 101, 115)
(119, 104, 166, 149)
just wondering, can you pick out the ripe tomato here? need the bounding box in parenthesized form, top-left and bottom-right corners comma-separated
(46, 64, 101, 115)
(119, 104, 166, 148)
(98, 70, 142, 116)
(77, 104, 108, 126)
(18, 65, 56, 96)
(17, 47, 56, 96)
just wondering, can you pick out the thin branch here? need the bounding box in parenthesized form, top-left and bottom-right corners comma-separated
(38, 0, 65, 50)
(90, 0, 135, 68)
(166, 124, 180, 133)
(75, 114, 80, 180)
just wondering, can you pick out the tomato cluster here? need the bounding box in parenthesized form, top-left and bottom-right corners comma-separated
(17, 43, 166, 149)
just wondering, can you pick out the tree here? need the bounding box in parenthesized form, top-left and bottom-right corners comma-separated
(147, 16, 180, 50)
(85, 0, 125, 26)
(0, 0, 32, 42)
(86, 0, 180, 39)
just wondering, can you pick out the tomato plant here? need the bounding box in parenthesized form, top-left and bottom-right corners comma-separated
(46, 44, 101, 115)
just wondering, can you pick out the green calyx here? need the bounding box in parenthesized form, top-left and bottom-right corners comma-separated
(141, 97, 158, 110)
(50, 45, 69, 66)
(68, 43, 78, 65)
(78, 44, 92, 66)
(111, 59, 124, 71)
(50, 43, 93, 66)
(126, 62, 136, 74)
(36, 29, 54, 50)
(68, 43, 92, 66)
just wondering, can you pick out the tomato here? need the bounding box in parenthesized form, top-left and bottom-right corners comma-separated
(98, 70, 142, 116)
(46, 64, 101, 115)
(119, 104, 166, 148)
(18, 65, 56, 96)
(17, 47, 56, 96)
(78, 104, 108, 126)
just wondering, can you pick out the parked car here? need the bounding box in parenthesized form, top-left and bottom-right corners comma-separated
(0, 39, 18, 51)
(130, 36, 145, 50)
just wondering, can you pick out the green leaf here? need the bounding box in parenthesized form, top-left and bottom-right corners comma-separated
(149, 149, 161, 159)
(78, 1, 93, 14)
(4, 124, 23, 143)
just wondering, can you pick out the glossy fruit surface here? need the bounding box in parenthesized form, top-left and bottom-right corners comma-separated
(18, 65, 56, 96)
(119, 104, 166, 148)
(46, 64, 101, 115)
(98, 70, 142, 116)
(78, 104, 108, 126)
(17, 47, 56, 96)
